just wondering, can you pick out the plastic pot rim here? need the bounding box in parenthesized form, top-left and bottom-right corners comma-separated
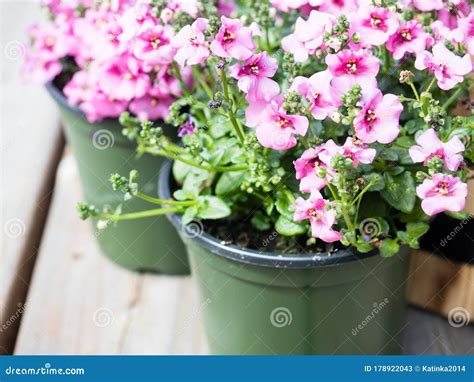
(45, 81, 84, 115)
(158, 160, 381, 269)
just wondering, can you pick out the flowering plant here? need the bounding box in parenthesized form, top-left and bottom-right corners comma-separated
(79, 0, 473, 257)
(23, 0, 233, 122)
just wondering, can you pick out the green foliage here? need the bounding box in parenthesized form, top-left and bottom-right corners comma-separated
(380, 172, 416, 213)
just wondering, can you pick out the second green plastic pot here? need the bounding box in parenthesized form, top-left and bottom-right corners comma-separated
(159, 161, 410, 354)
(47, 83, 189, 274)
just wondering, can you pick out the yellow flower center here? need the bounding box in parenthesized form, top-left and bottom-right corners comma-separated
(371, 16, 382, 28)
(223, 30, 235, 43)
(150, 36, 161, 49)
(401, 29, 412, 41)
(346, 59, 358, 74)
(435, 181, 449, 195)
(277, 116, 290, 128)
(365, 109, 377, 123)
(250, 65, 259, 74)
(45, 37, 55, 47)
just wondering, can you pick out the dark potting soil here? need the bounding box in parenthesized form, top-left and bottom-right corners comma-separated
(203, 215, 345, 255)
(420, 213, 474, 264)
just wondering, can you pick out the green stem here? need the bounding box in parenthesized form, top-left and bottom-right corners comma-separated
(173, 63, 191, 97)
(99, 207, 182, 222)
(384, 47, 391, 73)
(193, 66, 213, 99)
(135, 192, 197, 207)
(408, 81, 420, 102)
(300, 135, 310, 149)
(325, 179, 355, 244)
(441, 87, 463, 111)
(145, 147, 214, 171)
(144, 147, 248, 173)
(265, 26, 271, 53)
(350, 179, 378, 208)
(220, 69, 245, 143)
(424, 77, 436, 94)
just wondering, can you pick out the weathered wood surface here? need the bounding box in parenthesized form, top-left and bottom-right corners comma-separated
(14, 154, 473, 355)
(0, 1, 64, 354)
(14, 155, 208, 355)
(407, 250, 474, 323)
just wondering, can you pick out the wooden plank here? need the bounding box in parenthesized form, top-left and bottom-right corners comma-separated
(14, 154, 208, 355)
(407, 250, 474, 322)
(402, 308, 474, 355)
(0, 1, 64, 354)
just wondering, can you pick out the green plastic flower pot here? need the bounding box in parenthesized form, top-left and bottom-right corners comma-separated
(47, 83, 189, 274)
(159, 161, 410, 354)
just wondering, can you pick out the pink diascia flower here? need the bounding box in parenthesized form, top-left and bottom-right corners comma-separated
(415, 43, 472, 90)
(294, 191, 342, 242)
(293, 137, 375, 193)
(210, 16, 256, 60)
(386, 20, 433, 60)
(430, 20, 464, 45)
(129, 94, 174, 121)
(290, 70, 340, 120)
(132, 24, 175, 70)
(118, 2, 159, 44)
(63, 68, 128, 122)
(282, 10, 335, 62)
(409, 128, 465, 171)
(354, 89, 403, 144)
(411, 0, 443, 11)
(229, 52, 279, 101)
(251, 98, 309, 150)
(416, 174, 467, 216)
(294, 144, 338, 192)
(172, 18, 209, 66)
(458, 14, 474, 55)
(350, 6, 399, 47)
(270, 0, 307, 12)
(326, 49, 380, 93)
(23, 23, 75, 84)
(317, 0, 358, 15)
(438, 0, 471, 29)
(98, 54, 150, 101)
(72, 8, 123, 66)
(340, 137, 377, 167)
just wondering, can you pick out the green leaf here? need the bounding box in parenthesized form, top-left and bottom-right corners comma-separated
(379, 239, 400, 257)
(275, 193, 294, 220)
(196, 196, 231, 220)
(362, 173, 385, 191)
(275, 215, 306, 236)
(182, 170, 209, 196)
(445, 210, 470, 220)
(382, 148, 399, 161)
(355, 241, 375, 253)
(263, 198, 274, 215)
(251, 211, 272, 231)
(380, 171, 416, 213)
(405, 222, 429, 239)
(182, 205, 198, 225)
(172, 160, 192, 184)
(215, 171, 246, 196)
